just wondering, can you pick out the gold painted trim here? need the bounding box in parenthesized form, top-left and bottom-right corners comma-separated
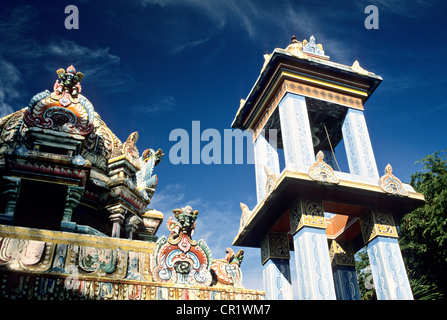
(0, 225, 156, 253)
(281, 70, 368, 96)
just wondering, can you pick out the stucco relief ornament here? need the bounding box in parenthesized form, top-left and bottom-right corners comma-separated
(136, 148, 163, 190)
(23, 66, 94, 135)
(284, 35, 305, 59)
(351, 60, 369, 76)
(210, 247, 245, 288)
(302, 35, 330, 60)
(308, 151, 339, 184)
(238, 202, 251, 233)
(152, 206, 213, 286)
(121, 132, 140, 168)
(379, 164, 409, 196)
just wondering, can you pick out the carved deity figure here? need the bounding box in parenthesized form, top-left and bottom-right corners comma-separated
(210, 247, 245, 288)
(168, 205, 199, 245)
(51, 65, 84, 106)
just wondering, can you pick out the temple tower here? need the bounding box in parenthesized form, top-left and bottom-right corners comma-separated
(232, 36, 425, 300)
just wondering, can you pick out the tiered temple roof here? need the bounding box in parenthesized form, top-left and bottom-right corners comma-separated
(0, 66, 263, 300)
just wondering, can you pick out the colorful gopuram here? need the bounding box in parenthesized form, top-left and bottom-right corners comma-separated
(0, 66, 263, 300)
(232, 36, 425, 300)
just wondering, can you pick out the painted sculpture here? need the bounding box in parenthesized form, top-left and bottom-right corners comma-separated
(24, 65, 94, 135)
(308, 150, 339, 184)
(152, 206, 213, 285)
(379, 164, 409, 196)
(210, 247, 245, 289)
(136, 148, 164, 190)
(152, 205, 245, 289)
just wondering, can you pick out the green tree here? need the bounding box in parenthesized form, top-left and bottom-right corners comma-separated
(355, 248, 376, 300)
(399, 150, 447, 298)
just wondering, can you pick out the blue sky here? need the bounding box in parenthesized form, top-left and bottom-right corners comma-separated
(1, 0, 446, 292)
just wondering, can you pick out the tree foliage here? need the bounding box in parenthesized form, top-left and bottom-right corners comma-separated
(355, 248, 376, 300)
(399, 150, 447, 298)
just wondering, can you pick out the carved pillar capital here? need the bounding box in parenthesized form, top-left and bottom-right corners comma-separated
(359, 210, 397, 244)
(62, 186, 84, 222)
(329, 240, 355, 267)
(125, 214, 143, 240)
(260, 232, 290, 265)
(289, 198, 325, 235)
(108, 205, 127, 238)
(109, 210, 126, 225)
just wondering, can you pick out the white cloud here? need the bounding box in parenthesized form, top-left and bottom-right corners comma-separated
(139, 94, 177, 114)
(132, 0, 352, 65)
(0, 57, 22, 117)
(0, 5, 134, 105)
(358, 0, 436, 16)
(149, 183, 186, 212)
(40, 39, 135, 93)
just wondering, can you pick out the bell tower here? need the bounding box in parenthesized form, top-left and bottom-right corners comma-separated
(232, 36, 425, 300)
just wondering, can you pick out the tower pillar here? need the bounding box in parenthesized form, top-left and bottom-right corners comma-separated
(329, 239, 361, 300)
(360, 210, 413, 300)
(260, 232, 293, 300)
(342, 108, 379, 180)
(278, 93, 314, 172)
(289, 198, 336, 300)
(254, 130, 280, 203)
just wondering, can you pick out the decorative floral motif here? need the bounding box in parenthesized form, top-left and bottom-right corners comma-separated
(308, 151, 339, 184)
(289, 198, 325, 234)
(78, 246, 117, 274)
(0, 238, 55, 272)
(379, 164, 408, 196)
(260, 232, 290, 265)
(360, 210, 398, 244)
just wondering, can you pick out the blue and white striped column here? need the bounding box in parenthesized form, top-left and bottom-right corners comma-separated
(360, 210, 413, 300)
(329, 239, 361, 300)
(253, 130, 280, 203)
(289, 198, 337, 300)
(261, 232, 293, 300)
(278, 93, 314, 173)
(342, 108, 379, 180)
